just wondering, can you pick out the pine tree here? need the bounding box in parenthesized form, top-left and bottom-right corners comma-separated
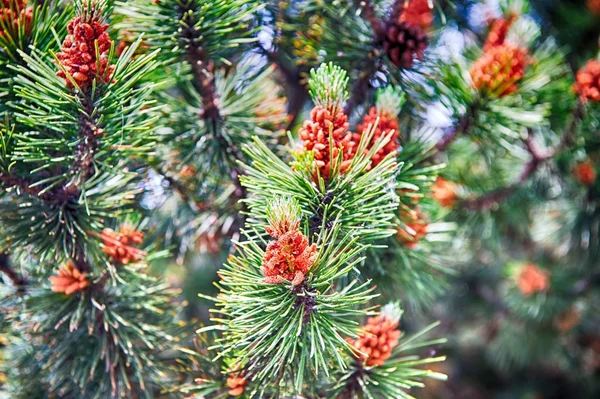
(1, 0, 599, 398)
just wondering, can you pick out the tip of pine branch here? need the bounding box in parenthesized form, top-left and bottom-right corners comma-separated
(308, 62, 349, 115)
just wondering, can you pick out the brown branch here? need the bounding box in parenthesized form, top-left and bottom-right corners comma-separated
(435, 101, 479, 153)
(356, 0, 384, 37)
(462, 102, 583, 211)
(69, 95, 101, 189)
(259, 44, 308, 133)
(344, 67, 376, 116)
(343, 0, 391, 116)
(178, 3, 220, 126)
(0, 252, 27, 292)
(0, 174, 43, 197)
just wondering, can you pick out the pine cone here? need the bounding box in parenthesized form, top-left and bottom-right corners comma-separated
(574, 59, 600, 103)
(516, 263, 550, 296)
(50, 260, 89, 295)
(100, 225, 146, 265)
(381, 21, 428, 69)
(470, 43, 530, 98)
(431, 177, 458, 208)
(56, 14, 115, 89)
(299, 105, 356, 180)
(261, 228, 317, 286)
(354, 106, 400, 167)
(348, 313, 401, 367)
(483, 16, 516, 51)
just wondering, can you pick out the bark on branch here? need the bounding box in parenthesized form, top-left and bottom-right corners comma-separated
(462, 103, 583, 210)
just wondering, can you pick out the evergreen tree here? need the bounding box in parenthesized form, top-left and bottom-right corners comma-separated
(0, 0, 598, 398)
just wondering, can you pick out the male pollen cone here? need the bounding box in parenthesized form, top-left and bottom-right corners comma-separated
(0, 0, 32, 38)
(347, 313, 401, 367)
(397, 208, 428, 249)
(399, 0, 434, 31)
(261, 228, 317, 286)
(299, 105, 356, 180)
(573, 161, 597, 186)
(431, 176, 458, 208)
(226, 374, 248, 397)
(354, 106, 400, 167)
(50, 260, 89, 295)
(483, 15, 517, 51)
(470, 43, 529, 98)
(574, 59, 600, 103)
(516, 263, 550, 296)
(101, 225, 146, 265)
(56, 12, 114, 89)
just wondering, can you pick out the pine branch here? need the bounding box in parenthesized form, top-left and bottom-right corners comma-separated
(344, 65, 377, 116)
(259, 44, 308, 132)
(178, 2, 220, 126)
(0, 252, 27, 291)
(70, 95, 100, 188)
(0, 174, 43, 198)
(462, 102, 583, 211)
(355, 0, 383, 37)
(435, 100, 479, 153)
(343, 0, 386, 116)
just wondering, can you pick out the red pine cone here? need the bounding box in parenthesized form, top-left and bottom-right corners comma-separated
(516, 263, 550, 296)
(573, 161, 597, 186)
(483, 16, 516, 51)
(348, 314, 401, 367)
(470, 43, 529, 98)
(226, 374, 248, 397)
(354, 106, 400, 167)
(100, 225, 146, 265)
(299, 105, 356, 180)
(399, 0, 434, 31)
(573, 59, 600, 103)
(56, 14, 115, 89)
(50, 260, 89, 295)
(397, 208, 428, 249)
(431, 177, 458, 208)
(261, 228, 317, 286)
(0, 0, 32, 38)
(382, 21, 428, 69)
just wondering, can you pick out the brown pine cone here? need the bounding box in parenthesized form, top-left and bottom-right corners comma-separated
(381, 21, 428, 69)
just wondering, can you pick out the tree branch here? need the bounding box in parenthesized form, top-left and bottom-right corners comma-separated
(258, 44, 308, 132)
(343, 0, 390, 116)
(462, 102, 583, 210)
(344, 67, 376, 116)
(178, 3, 220, 126)
(435, 101, 479, 153)
(0, 252, 27, 292)
(356, 0, 383, 37)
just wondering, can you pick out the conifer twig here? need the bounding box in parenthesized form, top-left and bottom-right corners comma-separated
(344, 0, 387, 116)
(435, 101, 479, 153)
(356, 0, 383, 37)
(258, 44, 308, 132)
(0, 252, 27, 292)
(178, 3, 220, 125)
(344, 66, 377, 116)
(462, 102, 583, 210)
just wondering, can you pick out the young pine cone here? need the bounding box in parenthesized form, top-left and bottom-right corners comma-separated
(381, 21, 428, 69)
